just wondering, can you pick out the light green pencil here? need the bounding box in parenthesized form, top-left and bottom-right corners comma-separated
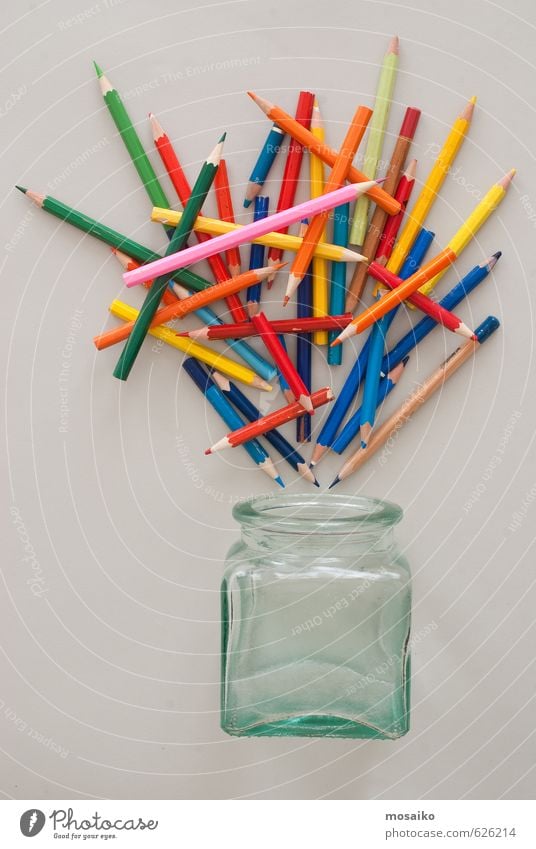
(349, 35, 399, 246)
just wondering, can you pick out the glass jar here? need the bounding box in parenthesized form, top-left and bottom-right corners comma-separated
(221, 493, 411, 739)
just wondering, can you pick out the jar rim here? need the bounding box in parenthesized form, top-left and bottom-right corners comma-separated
(233, 493, 403, 534)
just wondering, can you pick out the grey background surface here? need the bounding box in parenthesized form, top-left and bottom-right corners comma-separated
(1, 0, 535, 800)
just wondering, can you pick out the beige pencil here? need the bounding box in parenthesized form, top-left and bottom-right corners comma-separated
(329, 316, 500, 487)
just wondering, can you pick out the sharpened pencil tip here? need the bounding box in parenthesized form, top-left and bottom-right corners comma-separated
(388, 35, 400, 55)
(243, 198, 252, 208)
(330, 338, 341, 348)
(328, 477, 340, 490)
(204, 449, 211, 455)
(493, 251, 502, 260)
(360, 441, 367, 450)
(402, 355, 410, 366)
(313, 478, 320, 488)
(275, 476, 285, 489)
(15, 185, 27, 194)
(93, 61, 103, 78)
(218, 132, 227, 143)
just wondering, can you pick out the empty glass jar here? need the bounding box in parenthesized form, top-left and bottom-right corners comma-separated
(221, 493, 411, 739)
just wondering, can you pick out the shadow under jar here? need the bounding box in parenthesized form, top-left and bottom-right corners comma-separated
(221, 493, 411, 739)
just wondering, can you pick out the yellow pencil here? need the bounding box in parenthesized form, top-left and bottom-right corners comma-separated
(150, 208, 363, 264)
(386, 96, 476, 276)
(419, 169, 515, 296)
(108, 300, 273, 391)
(310, 100, 329, 344)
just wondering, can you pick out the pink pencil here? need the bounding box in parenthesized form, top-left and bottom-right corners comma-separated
(123, 181, 375, 288)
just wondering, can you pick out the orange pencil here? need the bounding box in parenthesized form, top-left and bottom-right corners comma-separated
(332, 247, 456, 343)
(94, 264, 283, 350)
(247, 92, 401, 216)
(214, 159, 241, 276)
(284, 105, 372, 303)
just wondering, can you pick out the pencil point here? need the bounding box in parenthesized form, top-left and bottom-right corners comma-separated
(461, 96, 476, 122)
(457, 321, 477, 340)
(247, 91, 272, 115)
(405, 158, 418, 180)
(388, 35, 399, 55)
(93, 60, 103, 78)
(402, 355, 410, 366)
(204, 449, 211, 455)
(498, 168, 516, 189)
(15, 185, 27, 194)
(298, 394, 314, 415)
(218, 131, 227, 143)
(328, 476, 340, 490)
(330, 338, 342, 348)
(243, 198, 252, 209)
(149, 112, 164, 141)
(282, 295, 290, 307)
(275, 476, 285, 489)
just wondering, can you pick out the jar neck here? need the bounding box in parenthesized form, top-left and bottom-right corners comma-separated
(240, 524, 397, 557)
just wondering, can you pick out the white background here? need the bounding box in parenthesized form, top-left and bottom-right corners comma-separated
(1, 0, 535, 800)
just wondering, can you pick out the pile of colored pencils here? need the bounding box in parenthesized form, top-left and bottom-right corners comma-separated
(17, 40, 513, 488)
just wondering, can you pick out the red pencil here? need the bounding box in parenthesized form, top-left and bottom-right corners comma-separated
(206, 387, 334, 453)
(266, 91, 315, 285)
(367, 261, 476, 339)
(214, 159, 241, 277)
(375, 159, 417, 264)
(251, 312, 314, 413)
(150, 114, 246, 323)
(177, 312, 354, 341)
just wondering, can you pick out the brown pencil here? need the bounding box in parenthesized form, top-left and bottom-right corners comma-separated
(346, 107, 421, 312)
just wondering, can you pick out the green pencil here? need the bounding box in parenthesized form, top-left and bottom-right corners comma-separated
(113, 133, 226, 381)
(349, 35, 399, 246)
(94, 61, 171, 211)
(16, 186, 212, 295)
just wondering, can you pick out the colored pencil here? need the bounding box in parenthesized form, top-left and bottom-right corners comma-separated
(113, 249, 276, 382)
(177, 313, 354, 340)
(16, 187, 214, 297)
(296, 225, 313, 441)
(243, 122, 285, 207)
(276, 335, 294, 405)
(374, 159, 417, 264)
(330, 316, 500, 486)
(94, 265, 281, 351)
(211, 372, 319, 485)
(214, 159, 242, 276)
(151, 206, 361, 262)
(386, 96, 476, 275)
(251, 312, 313, 413)
(125, 182, 373, 287)
(113, 134, 226, 380)
(380, 252, 501, 375)
(108, 300, 272, 391)
(286, 104, 372, 303)
(358, 295, 391, 448)
(150, 113, 246, 323)
(94, 62, 171, 210)
(327, 203, 350, 362)
(266, 91, 315, 280)
(247, 92, 400, 215)
(309, 100, 329, 344)
(206, 387, 334, 453)
(332, 246, 457, 344)
(346, 106, 421, 311)
(349, 35, 399, 245)
(246, 195, 270, 316)
(331, 358, 409, 455)
(182, 358, 283, 487)
(419, 169, 515, 296)
(367, 260, 476, 338)
(309, 229, 434, 466)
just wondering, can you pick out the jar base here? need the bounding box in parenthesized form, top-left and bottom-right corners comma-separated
(221, 712, 409, 740)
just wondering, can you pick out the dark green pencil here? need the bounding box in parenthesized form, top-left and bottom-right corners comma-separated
(113, 133, 226, 381)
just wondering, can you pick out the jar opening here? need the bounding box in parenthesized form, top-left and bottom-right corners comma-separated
(233, 493, 402, 535)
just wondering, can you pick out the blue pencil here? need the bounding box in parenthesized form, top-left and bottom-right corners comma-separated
(243, 123, 284, 208)
(359, 295, 391, 448)
(277, 334, 294, 404)
(331, 357, 409, 454)
(171, 282, 276, 383)
(309, 227, 435, 466)
(327, 203, 350, 364)
(211, 372, 319, 486)
(296, 264, 313, 442)
(182, 358, 284, 488)
(246, 195, 270, 317)
(380, 252, 501, 375)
